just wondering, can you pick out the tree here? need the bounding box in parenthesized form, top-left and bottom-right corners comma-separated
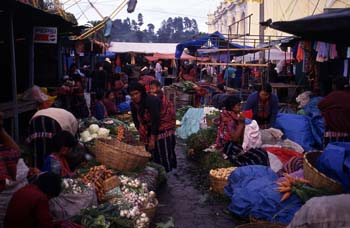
(147, 23, 155, 33)
(131, 19, 138, 31)
(137, 13, 144, 27)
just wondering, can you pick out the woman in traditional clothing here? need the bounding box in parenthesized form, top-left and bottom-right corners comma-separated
(42, 131, 78, 177)
(216, 96, 269, 166)
(129, 82, 177, 172)
(27, 108, 78, 169)
(243, 83, 279, 129)
(103, 91, 118, 116)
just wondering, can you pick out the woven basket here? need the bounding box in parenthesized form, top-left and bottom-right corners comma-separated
(142, 199, 158, 221)
(103, 176, 120, 192)
(94, 138, 151, 171)
(236, 222, 286, 228)
(209, 174, 227, 194)
(303, 151, 343, 193)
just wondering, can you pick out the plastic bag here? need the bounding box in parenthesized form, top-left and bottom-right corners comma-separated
(22, 85, 48, 103)
(49, 188, 98, 221)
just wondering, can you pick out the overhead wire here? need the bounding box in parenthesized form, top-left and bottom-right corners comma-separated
(312, 0, 321, 15)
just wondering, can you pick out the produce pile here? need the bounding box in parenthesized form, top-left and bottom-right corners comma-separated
(62, 178, 92, 194)
(73, 174, 157, 228)
(80, 165, 115, 202)
(277, 174, 334, 202)
(79, 118, 140, 146)
(210, 167, 237, 181)
(186, 127, 217, 160)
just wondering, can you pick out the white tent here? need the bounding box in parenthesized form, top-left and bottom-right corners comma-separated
(108, 42, 178, 54)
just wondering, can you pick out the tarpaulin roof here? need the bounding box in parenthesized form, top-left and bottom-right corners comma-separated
(175, 31, 253, 59)
(108, 42, 178, 54)
(144, 53, 209, 61)
(269, 8, 350, 45)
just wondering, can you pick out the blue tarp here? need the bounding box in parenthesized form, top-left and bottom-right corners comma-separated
(317, 142, 350, 192)
(175, 31, 253, 59)
(275, 113, 324, 151)
(175, 108, 204, 139)
(225, 165, 303, 224)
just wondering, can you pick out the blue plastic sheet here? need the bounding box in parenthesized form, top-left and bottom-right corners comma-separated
(225, 166, 302, 224)
(175, 108, 204, 139)
(317, 142, 350, 192)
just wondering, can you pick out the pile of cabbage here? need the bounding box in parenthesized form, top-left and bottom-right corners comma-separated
(80, 124, 110, 143)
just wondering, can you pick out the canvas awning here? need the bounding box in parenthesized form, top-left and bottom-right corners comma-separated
(108, 42, 178, 54)
(175, 31, 254, 59)
(144, 52, 209, 61)
(269, 8, 350, 45)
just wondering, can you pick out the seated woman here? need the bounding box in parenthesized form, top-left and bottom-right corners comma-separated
(243, 83, 279, 129)
(28, 108, 78, 169)
(43, 131, 78, 177)
(103, 91, 118, 116)
(93, 92, 107, 120)
(4, 172, 61, 228)
(216, 96, 269, 166)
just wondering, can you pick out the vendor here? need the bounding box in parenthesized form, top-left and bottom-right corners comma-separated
(42, 131, 78, 177)
(4, 172, 61, 228)
(243, 83, 279, 129)
(93, 92, 108, 120)
(216, 96, 269, 166)
(318, 78, 350, 133)
(0, 113, 20, 192)
(103, 91, 118, 116)
(129, 82, 177, 172)
(27, 108, 78, 169)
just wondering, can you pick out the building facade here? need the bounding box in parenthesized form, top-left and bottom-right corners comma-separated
(207, 0, 348, 38)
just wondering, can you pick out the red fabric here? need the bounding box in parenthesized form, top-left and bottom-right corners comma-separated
(242, 109, 253, 119)
(50, 153, 73, 177)
(264, 147, 303, 164)
(0, 145, 20, 182)
(4, 184, 54, 228)
(103, 99, 118, 116)
(318, 90, 350, 132)
(158, 93, 176, 132)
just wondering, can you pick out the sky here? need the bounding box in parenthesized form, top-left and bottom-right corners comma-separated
(62, 0, 222, 32)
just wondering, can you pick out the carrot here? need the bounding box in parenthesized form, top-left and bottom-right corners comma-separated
(277, 186, 291, 193)
(280, 192, 291, 202)
(296, 177, 310, 184)
(277, 182, 284, 187)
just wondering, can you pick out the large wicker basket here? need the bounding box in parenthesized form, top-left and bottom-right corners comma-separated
(209, 174, 227, 194)
(303, 151, 343, 193)
(94, 138, 151, 171)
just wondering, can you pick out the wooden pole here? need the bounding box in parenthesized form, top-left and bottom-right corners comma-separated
(28, 26, 34, 87)
(197, 62, 268, 67)
(9, 9, 19, 142)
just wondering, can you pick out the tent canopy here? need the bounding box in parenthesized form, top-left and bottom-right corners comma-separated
(269, 8, 350, 45)
(144, 53, 209, 62)
(175, 31, 253, 59)
(108, 42, 177, 54)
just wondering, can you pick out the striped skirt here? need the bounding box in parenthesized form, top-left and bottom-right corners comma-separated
(224, 141, 269, 167)
(150, 132, 177, 172)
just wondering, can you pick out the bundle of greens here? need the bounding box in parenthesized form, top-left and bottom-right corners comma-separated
(186, 127, 217, 160)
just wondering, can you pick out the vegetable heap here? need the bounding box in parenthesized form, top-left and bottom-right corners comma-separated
(210, 167, 237, 181)
(277, 174, 334, 202)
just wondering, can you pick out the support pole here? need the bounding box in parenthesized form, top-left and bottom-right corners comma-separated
(9, 9, 19, 142)
(259, 1, 265, 64)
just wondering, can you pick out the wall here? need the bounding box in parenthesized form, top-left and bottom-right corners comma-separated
(208, 0, 348, 38)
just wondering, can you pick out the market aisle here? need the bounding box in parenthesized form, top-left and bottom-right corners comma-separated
(151, 139, 238, 228)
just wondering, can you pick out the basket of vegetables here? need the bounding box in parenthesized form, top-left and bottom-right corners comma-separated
(209, 167, 237, 194)
(94, 138, 151, 172)
(142, 198, 158, 222)
(303, 151, 343, 193)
